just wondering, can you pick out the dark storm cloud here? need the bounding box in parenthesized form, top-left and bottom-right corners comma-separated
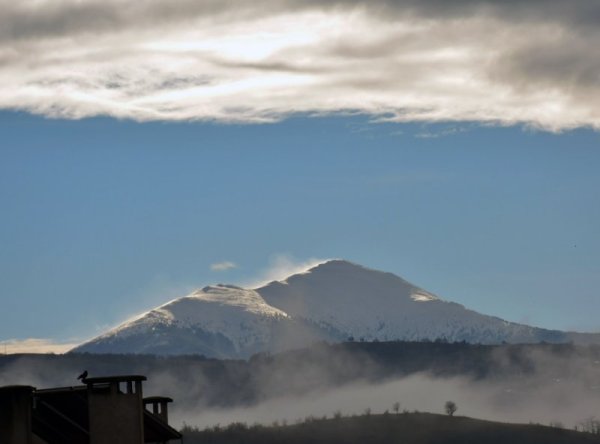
(495, 37, 600, 92)
(3, 1, 600, 42)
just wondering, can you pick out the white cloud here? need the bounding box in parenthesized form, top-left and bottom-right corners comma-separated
(210, 261, 237, 271)
(1, 338, 78, 354)
(0, 0, 599, 130)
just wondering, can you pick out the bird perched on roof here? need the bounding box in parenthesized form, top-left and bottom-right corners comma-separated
(77, 370, 88, 381)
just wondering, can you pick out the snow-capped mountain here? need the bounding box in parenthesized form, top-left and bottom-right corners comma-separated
(74, 284, 326, 358)
(73, 260, 600, 357)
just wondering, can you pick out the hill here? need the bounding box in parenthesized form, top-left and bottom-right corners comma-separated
(180, 412, 600, 444)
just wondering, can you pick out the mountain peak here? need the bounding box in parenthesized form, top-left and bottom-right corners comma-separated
(273, 259, 392, 285)
(306, 259, 367, 272)
(273, 258, 415, 289)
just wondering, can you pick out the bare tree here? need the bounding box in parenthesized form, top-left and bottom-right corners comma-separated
(445, 401, 457, 416)
(579, 417, 600, 435)
(393, 402, 400, 414)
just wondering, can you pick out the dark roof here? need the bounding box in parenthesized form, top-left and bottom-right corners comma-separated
(36, 386, 86, 394)
(33, 389, 89, 444)
(143, 410, 182, 442)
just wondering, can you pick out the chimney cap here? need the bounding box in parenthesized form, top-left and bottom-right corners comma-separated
(0, 385, 35, 394)
(144, 396, 173, 404)
(84, 375, 147, 384)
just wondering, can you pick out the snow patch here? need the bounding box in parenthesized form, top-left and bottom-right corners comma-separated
(411, 292, 438, 302)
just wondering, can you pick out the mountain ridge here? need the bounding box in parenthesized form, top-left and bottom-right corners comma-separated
(72, 260, 600, 357)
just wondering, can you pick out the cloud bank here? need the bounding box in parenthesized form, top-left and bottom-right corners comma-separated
(1, 0, 599, 130)
(1, 338, 77, 354)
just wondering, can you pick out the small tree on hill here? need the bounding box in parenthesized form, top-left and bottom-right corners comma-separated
(445, 401, 457, 416)
(579, 417, 600, 435)
(393, 402, 401, 414)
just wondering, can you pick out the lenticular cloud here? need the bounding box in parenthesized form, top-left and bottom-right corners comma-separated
(1, 0, 599, 130)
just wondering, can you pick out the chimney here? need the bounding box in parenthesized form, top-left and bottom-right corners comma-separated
(144, 396, 174, 423)
(85, 375, 146, 444)
(0, 385, 35, 444)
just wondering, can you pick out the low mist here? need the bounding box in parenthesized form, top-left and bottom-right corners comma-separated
(2, 342, 599, 431)
(175, 372, 600, 430)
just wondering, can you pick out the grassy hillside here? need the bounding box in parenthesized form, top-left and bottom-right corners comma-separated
(181, 412, 600, 444)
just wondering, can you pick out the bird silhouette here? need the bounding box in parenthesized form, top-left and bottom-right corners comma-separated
(77, 370, 88, 381)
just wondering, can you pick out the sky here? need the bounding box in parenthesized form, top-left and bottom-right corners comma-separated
(1, 0, 599, 352)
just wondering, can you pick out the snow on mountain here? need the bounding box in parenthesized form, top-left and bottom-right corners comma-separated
(74, 285, 295, 358)
(257, 260, 568, 344)
(73, 260, 600, 357)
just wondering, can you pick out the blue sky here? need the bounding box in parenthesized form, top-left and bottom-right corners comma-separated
(1, 111, 599, 348)
(1, 1, 600, 352)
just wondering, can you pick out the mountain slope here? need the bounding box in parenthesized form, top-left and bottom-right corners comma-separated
(73, 260, 600, 357)
(74, 285, 329, 357)
(257, 260, 570, 344)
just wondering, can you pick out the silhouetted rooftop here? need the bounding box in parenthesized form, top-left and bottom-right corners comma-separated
(1, 374, 181, 443)
(0, 385, 34, 393)
(36, 386, 86, 394)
